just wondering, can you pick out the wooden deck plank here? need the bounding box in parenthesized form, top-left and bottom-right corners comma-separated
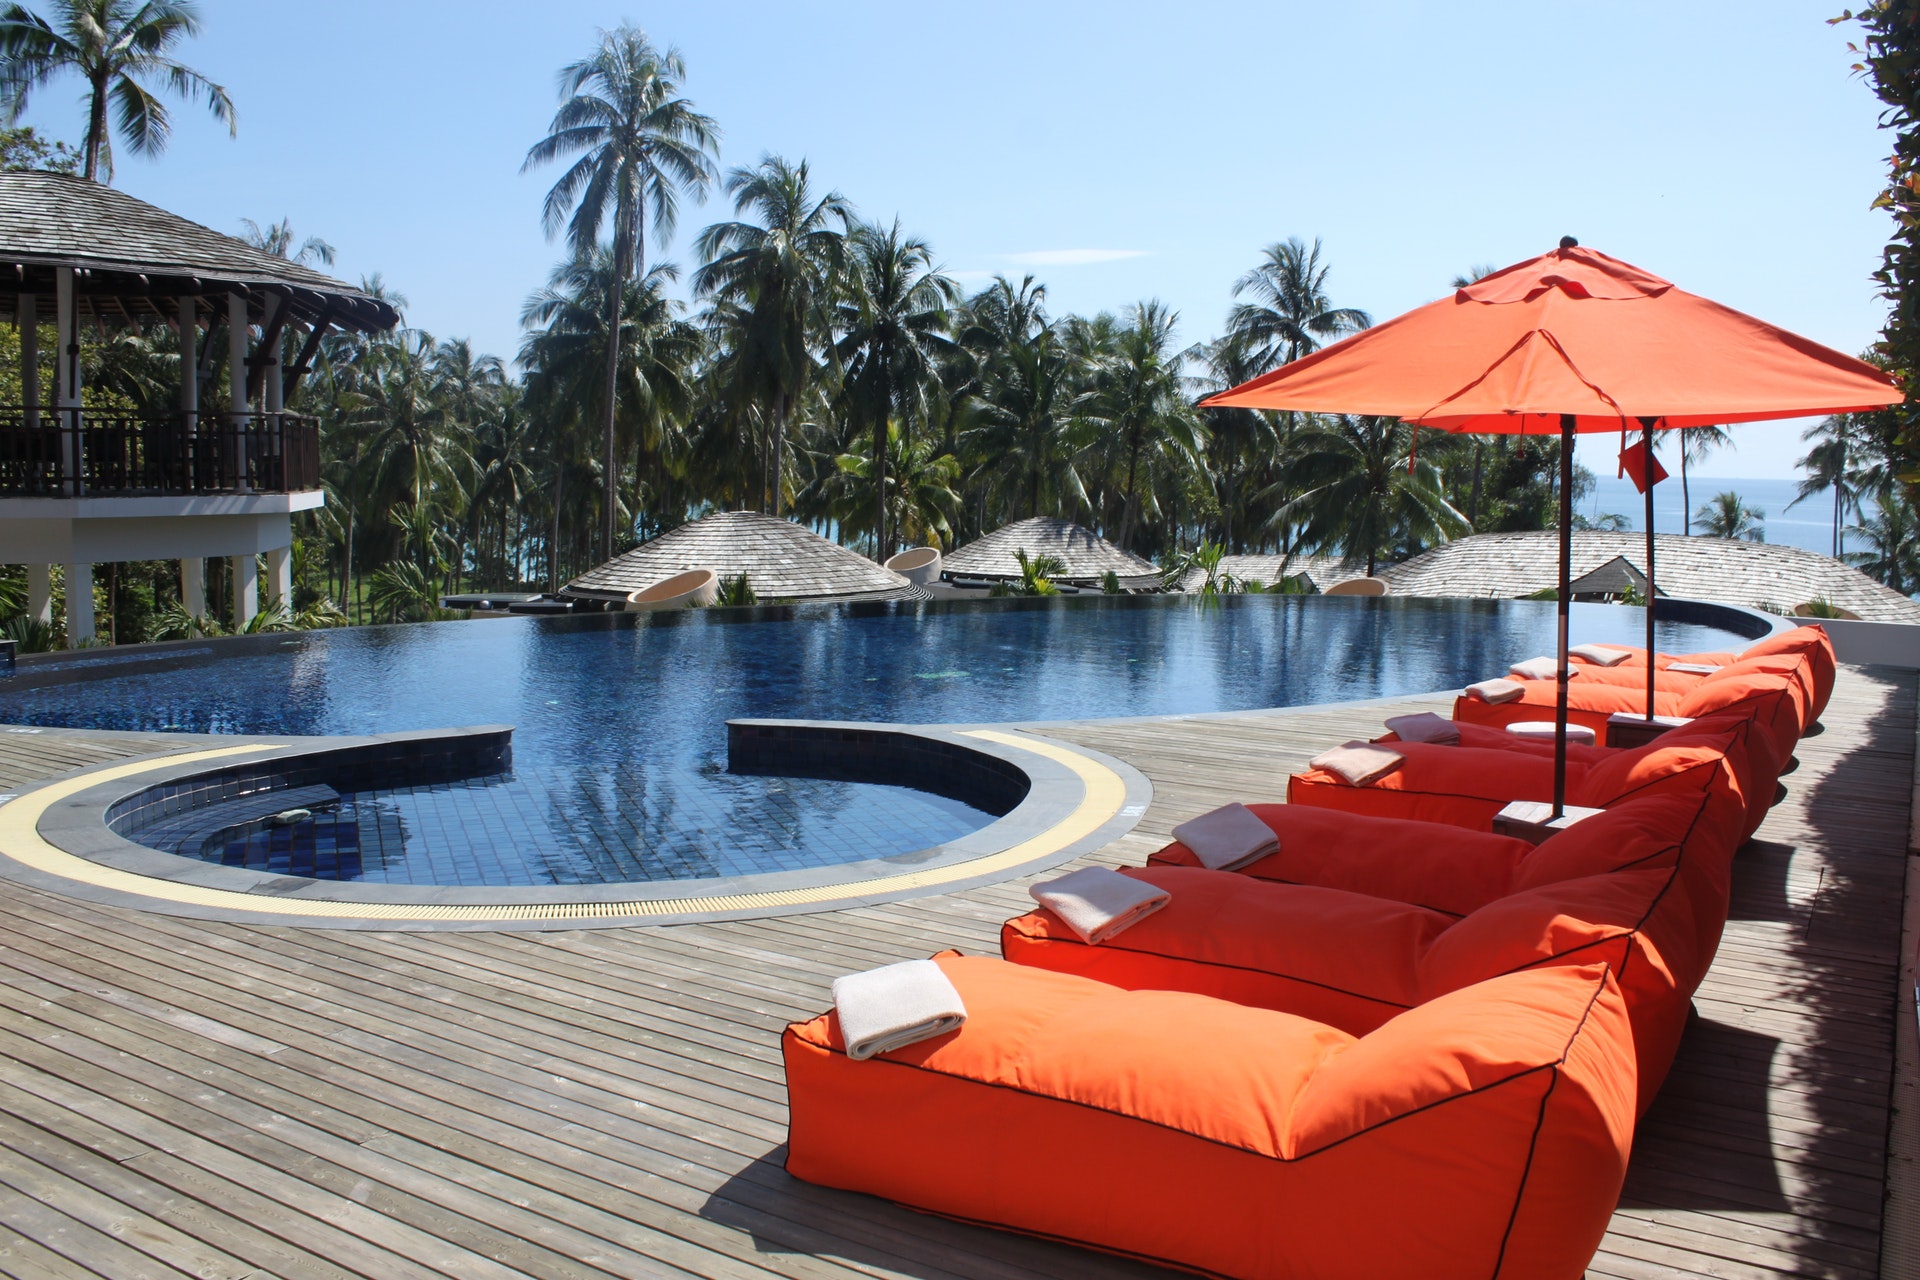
(0, 668, 1906, 1278)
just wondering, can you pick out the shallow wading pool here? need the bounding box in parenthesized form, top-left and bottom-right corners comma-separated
(0, 595, 1750, 887)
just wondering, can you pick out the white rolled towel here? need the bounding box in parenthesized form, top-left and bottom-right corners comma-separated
(1509, 656, 1575, 681)
(1569, 644, 1633, 666)
(1171, 802, 1279, 871)
(1667, 662, 1723, 675)
(1505, 720, 1598, 746)
(831, 960, 967, 1061)
(1383, 711, 1460, 745)
(1029, 867, 1170, 944)
(1309, 740, 1405, 787)
(1465, 677, 1527, 704)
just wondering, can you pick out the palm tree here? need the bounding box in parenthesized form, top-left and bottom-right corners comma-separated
(1787, 413, 1872, 558)
(833, 219, 956, 557)
(240, 217, 333, 266)
(1676, 425, 1732, 531)
(831, 420, 962, 552)
(1845, 491, 1920, 593)
(1187, 334, 1279, 552)
(1080, 300, 1204, 553)
(1226, 237, 1371, 373)
(524, 24, 718, 562)
(693, 154, 851, 517)
(1693, 490, 1765, 541)
(1273, 415, 1468, 575)
(0, 0, 234, 182)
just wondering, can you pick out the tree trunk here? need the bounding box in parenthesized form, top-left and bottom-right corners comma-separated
(771, 398, 787, 518)
(599, 206, 634, 566)
(1833, 484, 1842, 559)
(84, 74, 109, 181)
(1679, 440, 1691, 534)
(550, 462, 565, 592)
(1467, 440, 1484, 527)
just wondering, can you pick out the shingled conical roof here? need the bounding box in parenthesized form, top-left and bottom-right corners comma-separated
(1373, 530, 1920, 623)
(561, 511, 917, 604)
(942, 518, 1159, 585)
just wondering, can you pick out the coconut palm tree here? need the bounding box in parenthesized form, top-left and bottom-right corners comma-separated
(1845, 491, 1920, 593)
(1226, 237, 1371, 373)
(1787, 413, 1875, 558)
(693, 155, 851, 517)
(240, 217, 333, 266)
(831, 420, 961, 552)
(0, 0, 234, 182)
(1272, 415, 1468, 575)
(1693, 490, 1765, 541)
(524, 24, 718, 561)
(1079, 300, 1204, 553)
(1187, 333, 1280, 552)
(1677, 425, 1732, 531)
(960, 318, 1084, 523)
(833, 218, 956, 557)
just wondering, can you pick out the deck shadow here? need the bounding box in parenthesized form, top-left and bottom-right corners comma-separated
(699, 1146, 1178, 1279)
(1622, 1015, 1789, 1210)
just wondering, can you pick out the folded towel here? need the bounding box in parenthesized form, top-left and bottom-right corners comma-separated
(1309, 740, 1405, 787)
(1569, 644, 1632, 666)
(1509, 656, 1574, 681)
(1171, 802, 1280, 871)
(1029, 867, 1170, 944)
(1504, 720, 1598, 745)
(1465, 677, 1527, 704)
(1383, 711, 1460, 745)
(832, 960, 968, 1061)
(1667, 662, 1722, 675)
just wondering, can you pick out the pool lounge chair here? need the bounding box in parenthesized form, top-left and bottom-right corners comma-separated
(785, 953, 1634, 1280)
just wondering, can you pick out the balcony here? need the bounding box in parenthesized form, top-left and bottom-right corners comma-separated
(0, 407, 321, 498)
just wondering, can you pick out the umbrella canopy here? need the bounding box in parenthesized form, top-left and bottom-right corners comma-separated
(1206, 241, 1900, 430)
(1203, 239, 1903, 817)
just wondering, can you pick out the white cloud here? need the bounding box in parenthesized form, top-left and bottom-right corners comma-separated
(1003, 249, 1150, 267)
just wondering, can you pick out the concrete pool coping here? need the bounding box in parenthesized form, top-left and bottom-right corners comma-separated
(0, 719, 1150, 930)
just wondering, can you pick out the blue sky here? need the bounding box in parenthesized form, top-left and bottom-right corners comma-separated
(10, 1, 1892, 479)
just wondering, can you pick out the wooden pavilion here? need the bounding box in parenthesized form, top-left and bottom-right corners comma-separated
(0, 172, 398, 643)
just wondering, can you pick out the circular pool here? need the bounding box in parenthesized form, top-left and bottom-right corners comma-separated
(0, 594, 1751, 887)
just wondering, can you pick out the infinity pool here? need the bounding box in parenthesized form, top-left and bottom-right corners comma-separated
(0, 595, 1748, 886)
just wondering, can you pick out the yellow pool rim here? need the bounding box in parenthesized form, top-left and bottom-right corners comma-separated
(0, 728, 1131, 924)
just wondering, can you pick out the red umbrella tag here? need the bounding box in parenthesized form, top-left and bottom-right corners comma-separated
(1619, 445, 1668, 494)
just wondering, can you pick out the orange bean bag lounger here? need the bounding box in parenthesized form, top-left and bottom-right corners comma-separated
(1288, 724, 1756, 837)
(1570, 625, 1834, 718)
(1451, 664, 1807, 781)
(784, 954, 1636, 1280)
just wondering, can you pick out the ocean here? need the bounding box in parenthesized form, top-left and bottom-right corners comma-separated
(1578, 475, 1865, 559)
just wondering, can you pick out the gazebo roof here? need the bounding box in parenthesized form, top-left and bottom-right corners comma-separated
(561, 511, 919, 604)
(0, 172, 398, 332)
(942, 518, 1159, 584)
(1373, 530, 1920, 622)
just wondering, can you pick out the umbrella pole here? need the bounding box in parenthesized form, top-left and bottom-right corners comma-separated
(1554, 412, 1575, 820)
(1644, 424, 1657, 719)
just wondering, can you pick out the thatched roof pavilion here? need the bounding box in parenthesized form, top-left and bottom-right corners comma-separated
(942, 517, 1159, 587)
(1374, 530, 1920, 622)
(561, 511, 919, 606)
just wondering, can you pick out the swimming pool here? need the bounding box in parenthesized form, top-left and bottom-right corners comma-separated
(0, 594, 1750, 886)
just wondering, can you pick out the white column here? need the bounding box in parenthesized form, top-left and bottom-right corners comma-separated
(180, 557, 206, 619)
(17, 293, 37, 429)
(266, 545, 292, 614)
(230, 553, 258, 632)
(64, 561, 94, 647)
(228, 292, 250, 494)
(26, 564, 52, 624)
(55, 267, 80, 495)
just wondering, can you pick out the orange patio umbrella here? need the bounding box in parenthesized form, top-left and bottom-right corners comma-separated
(1205, 238, 1902, 817)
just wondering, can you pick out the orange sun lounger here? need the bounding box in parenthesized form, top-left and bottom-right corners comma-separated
(785, 954, 1635, 1280)
(1288, 722, 1758, 837)
(1570, 625, 1835, 718)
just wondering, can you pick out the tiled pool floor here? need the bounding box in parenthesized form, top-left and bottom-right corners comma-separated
(132, 763, 993, 886)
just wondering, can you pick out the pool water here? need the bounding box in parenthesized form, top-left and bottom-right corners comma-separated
(0, 594, 1747, 886)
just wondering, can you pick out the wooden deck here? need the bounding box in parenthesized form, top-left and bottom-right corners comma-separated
(0, 668, 1910, 1280)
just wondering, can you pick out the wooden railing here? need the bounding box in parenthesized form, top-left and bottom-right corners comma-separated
(0, 408, 320, 497)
